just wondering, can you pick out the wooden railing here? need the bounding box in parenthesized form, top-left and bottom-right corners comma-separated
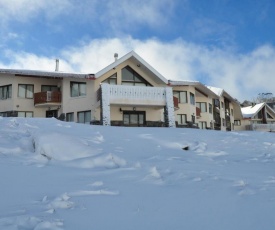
(173, 96, 179, 108)
(34, 91, 61, 105)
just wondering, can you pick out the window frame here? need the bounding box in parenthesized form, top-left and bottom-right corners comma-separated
(234, 120, 241, 126)
(41, 85, 59, 92)
(173, 91, 188, 104)
(77, 110, 91, 124)
(17, 111, 33, 117)
(0, 84, 12, 100)
(66, 112, 74, 122)
(18, 84, 34, 99)
(196, 102, 207, 112)
(70, 82, 87, 97)
(121, 66, 152, 86)
(190, 92, 195, 105)
(102, 73, 117, 85)
(176, 114, 187, 125)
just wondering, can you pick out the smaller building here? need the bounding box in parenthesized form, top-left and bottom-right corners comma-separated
(207, 86, 242, 131)
(235, 102, 275, 131)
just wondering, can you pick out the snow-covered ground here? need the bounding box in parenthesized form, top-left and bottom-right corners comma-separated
(0, 117, 275, 230)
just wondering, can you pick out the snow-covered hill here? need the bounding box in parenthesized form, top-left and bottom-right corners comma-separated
(0, 117, 275, 230)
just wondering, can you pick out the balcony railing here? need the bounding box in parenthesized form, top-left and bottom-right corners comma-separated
(97, 84, 167, 106)
(34, 91, 61, 106)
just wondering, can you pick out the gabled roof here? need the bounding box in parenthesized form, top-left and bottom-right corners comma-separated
(241, 102, 275, 119)
(95, 51, 168, 84)
(0, 69, 94, 79)
(207, 86, 237, 102)
(169, 80, 219, 98)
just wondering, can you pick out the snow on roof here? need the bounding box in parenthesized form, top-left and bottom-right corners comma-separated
(168, 80, 200, 86)
(241, 102, 265, 118)
(207, 86, 224, 97)
(0, 68, 94, 79)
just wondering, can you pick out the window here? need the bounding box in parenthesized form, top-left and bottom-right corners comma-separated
(122, 66, 151, 86)
(209, 103, 213, 114)
(77, 111, 91, 124)
(173, 91, 187, 103)
(234, 120, 241, 126)
(231, 109, 234, 116)
(41, 85, 58, 92)
(18, 84, 34, 98)
(123, 111, 145, 126)
(190, 93, 195, 105)
(66, 112, 74, 122)
(221, 101, 224, 109)
(70, 82, 86, 97)
(102, 73, 117, 85)
(222, 118, 225, 126)
(177, 114, 187, 125)
(0, 84, 12, 99)
(18, 111, 33, 117)
(198, 121, 207, 129)
(196, 102, 207, 112)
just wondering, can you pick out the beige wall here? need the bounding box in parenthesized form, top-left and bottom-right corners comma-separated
(195, 90, 214, 129)
(60, 78, 96, 121)
(172, 85, 196, 124)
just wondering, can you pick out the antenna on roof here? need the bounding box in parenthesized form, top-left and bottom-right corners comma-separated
(114, 53, 118, 62)
(55, 59, 59, 72)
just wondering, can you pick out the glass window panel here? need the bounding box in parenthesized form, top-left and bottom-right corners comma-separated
(122, 82, 134, 86)
(135, 82, 146, 86)
(201, 103, 206, 112)
(71, 83, 79, 97)
(134, 75, 142, 82)
(180, 91, 187, 103)
(122, 67, 134, 81)
(66, 113, 74, 122)
(123, 114, 129, 125)
(109, 79, 117, 85)
(18, 85, 26, 97)
(79, 83, 86, 96)
(78, 112, 85, 123)
(138, 114, 144, 125)
(26, 85, 33, 98)
(130, 114, 138, 125)
(84, 111, 91, 124)
(8, 85, 12, 98)
(26, 112, 33, 117)
(17, 112, 25, 117)
(42, 86, 51, 91)
(190, 93, 195, 105)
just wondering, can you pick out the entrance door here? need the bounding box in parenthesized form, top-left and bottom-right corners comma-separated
(46, 110, 58, 118)
(123, 111, 145, 126)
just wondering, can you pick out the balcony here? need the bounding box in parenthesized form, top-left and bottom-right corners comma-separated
(97, 84, 167, 106)
(34, 91, 61, 107)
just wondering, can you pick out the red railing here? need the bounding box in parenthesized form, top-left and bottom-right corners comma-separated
(173, 96, 179, 108)
(196, 107, 201, 117)
(34, 91, 61, 105)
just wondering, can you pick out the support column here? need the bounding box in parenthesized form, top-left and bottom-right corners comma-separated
(164, 87, 176, 127)
(100, 83, 111, 126)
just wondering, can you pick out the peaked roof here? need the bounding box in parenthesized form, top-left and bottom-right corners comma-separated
(95, 51, 168, 84)
(241, 102, 275, 119)
(0, 69, 94, 79)
(207, 86, 238, 102)
(169, 80, 219, 98)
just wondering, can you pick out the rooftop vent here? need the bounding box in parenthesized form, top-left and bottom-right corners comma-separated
(114, 53, 118, 61)
(55, 59, 59, 72)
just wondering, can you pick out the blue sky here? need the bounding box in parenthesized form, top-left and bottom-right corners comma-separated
(1, 0, 275, 102)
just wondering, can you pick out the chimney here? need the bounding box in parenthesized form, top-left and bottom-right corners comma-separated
(55, 59, 59, 71)
(114, 53, 118, 62)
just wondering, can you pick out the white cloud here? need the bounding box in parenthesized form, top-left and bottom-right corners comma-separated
(1, 38, 275, 102)
(0, 0, 72, 24)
